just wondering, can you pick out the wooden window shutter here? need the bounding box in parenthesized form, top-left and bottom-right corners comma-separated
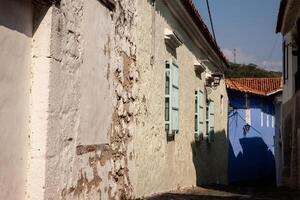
(195, 89, 204, 141)
(170, 61, 179, 133)
(208, 100, 215, 143)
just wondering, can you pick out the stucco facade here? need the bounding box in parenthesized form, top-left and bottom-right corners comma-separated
(227, 91, 276, 185)
(0, 1, 32, 199)
(0, 0, 228, 199)
(1, 0, 137, 199)
(276, 0, 300, 190)
(133, 0, 228, 197)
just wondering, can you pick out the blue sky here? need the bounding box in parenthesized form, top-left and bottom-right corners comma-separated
(193, 0, 282, 71)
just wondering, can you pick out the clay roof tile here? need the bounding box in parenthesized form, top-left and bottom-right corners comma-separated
(226, 78, 283, 96)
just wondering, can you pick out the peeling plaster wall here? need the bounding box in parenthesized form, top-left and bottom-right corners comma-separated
(0, 1, 32, 199)
(39, 0, 138, 199)
(133, 0, 228, 197)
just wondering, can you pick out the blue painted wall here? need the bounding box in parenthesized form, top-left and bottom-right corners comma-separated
(228, 90, 276, 185)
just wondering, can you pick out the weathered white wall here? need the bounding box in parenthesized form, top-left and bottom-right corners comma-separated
(79, 0, 113, 145)
(0, 0, 32, 199)
(282, 33, 297, 103)
(38, 0, 138, 199)
(134, 0, 228, 197)
(27, 5, 53, 200)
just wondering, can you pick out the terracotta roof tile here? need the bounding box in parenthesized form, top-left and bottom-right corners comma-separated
(226, 78, 283, 96)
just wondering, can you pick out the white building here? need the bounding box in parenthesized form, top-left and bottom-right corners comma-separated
(0, 0, 229, 199)
(276, 0, 300, 190)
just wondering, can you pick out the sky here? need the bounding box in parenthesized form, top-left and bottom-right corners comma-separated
(193, 0, 282, 72)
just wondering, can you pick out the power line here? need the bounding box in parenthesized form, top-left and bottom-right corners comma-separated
(205, 0, 217, 42)
(265, 35, 280, 64)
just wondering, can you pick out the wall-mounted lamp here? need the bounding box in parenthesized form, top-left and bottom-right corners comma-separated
(211, 72, 223, 86)
(243, 123, 251, 136)
(244, 123, 251, 132)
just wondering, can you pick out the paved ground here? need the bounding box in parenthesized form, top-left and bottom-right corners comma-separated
(146, 185, 300, 200)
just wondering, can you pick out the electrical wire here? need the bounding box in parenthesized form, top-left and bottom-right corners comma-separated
(264, 35, 280, 66)
(205, 0, 217, 42)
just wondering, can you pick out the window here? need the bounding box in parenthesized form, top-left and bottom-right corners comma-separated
(195, 90, 204, 141)
(207, 100, 215, 143)
(165, 60, 179, 137)
(245, 94, 251, 125)
(261, 111, 264, 127)
(267, 114, 269, 128)
(296, 19, 300, 92)
(283, 42, 289, 83)
(272, 115, 275, 128)
(283, 41, 286, 84)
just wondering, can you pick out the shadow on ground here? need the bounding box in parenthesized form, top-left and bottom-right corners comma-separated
(146, 185, 300, 200)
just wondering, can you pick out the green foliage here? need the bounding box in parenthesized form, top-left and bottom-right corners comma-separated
(224, 62, 282, 78)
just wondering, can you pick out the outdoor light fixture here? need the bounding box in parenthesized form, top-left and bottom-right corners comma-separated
(211, 72, 223, 86)
(205, 75, 214, 87)
(244, 123, 251, 132)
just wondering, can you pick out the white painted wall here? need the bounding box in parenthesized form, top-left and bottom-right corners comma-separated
(274, 96, 283, 186)
(27, 6, 53, 200)
(42, 0, 137, 199)
(282, 33, 297, 103)
(0, 0, 32, 199)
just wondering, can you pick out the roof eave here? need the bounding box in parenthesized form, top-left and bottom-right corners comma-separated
(181, 0, 229, 68)
(276, 0, 288, 33)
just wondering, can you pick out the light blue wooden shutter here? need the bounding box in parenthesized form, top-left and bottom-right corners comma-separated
(165, 62, 171, 135)
(195, 89, 204, 141)
(208, 100, 215, 142)
(170, 62, 179, 133)
(195, 91, 198, 139)
(198, 90, 204, 138)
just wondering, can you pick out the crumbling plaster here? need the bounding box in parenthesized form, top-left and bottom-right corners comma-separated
(32, 0, 138, 199)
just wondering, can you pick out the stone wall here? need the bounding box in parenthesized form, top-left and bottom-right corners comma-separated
(35, 0, 138, 199)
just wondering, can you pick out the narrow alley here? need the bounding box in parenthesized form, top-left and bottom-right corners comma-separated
(0, 0, 299, 199)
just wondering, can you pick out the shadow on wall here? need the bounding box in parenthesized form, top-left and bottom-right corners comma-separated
(147, 193, 246, 200)
(0, 1, 51, 37)
(228, 137, 276, 186)
(191, 130, 228, 186)
(228, 91, 274, 115)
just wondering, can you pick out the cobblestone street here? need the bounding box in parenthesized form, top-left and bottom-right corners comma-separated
(147, 186, 300, 200)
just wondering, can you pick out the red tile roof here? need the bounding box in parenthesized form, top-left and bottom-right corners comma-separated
(226, 78, 283, 96)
